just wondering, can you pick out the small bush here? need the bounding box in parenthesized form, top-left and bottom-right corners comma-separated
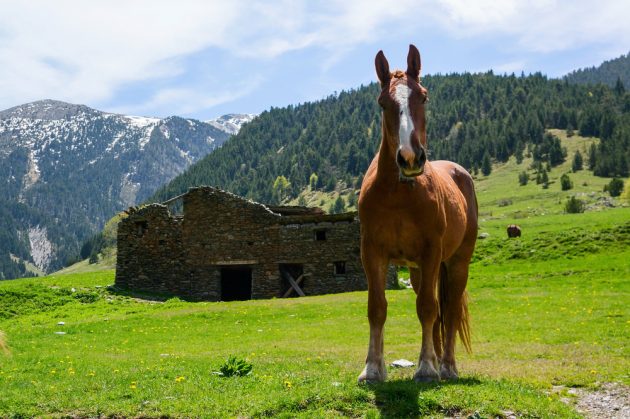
(218, 356, 253, 377)
(560, 173, 573, 191)
(73, 290, 100, 304)
(497, 199, 512, 207)
(606, 178, 624, 197)
(565, 196, 585, 214)
(518, 171, 528, 186)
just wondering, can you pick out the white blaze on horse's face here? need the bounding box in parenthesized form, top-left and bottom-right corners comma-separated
(394, 83, 414, 154)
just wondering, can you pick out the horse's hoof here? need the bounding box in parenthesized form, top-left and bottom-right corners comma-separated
(413, 360, 440, 383)
(358, 364, 386, 384)
(439, 363, 459, 381)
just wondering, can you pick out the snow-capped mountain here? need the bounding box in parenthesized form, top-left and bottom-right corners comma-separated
(0, 99, 248, 278)
(206, 113, 256, 136)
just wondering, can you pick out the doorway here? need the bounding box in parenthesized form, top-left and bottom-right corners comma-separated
(279, 264, 305, 297)
(220, 266, 252, 301)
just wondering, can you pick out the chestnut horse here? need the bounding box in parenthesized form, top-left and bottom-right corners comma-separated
(358, 45, 478, 383)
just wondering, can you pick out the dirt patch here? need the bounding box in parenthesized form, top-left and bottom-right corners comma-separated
(556, 383, 630, 419)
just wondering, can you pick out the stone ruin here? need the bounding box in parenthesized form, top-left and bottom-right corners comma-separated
(115, 186, 396, 301)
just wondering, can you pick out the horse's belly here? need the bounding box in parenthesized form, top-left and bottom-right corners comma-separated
(390, 258, 420, 268)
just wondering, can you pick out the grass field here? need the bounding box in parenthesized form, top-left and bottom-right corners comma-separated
(1, 132, 629, 417)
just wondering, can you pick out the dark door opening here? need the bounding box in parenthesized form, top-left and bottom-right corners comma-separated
(279, 264, 305, 297)
(220, 266, 252, 301)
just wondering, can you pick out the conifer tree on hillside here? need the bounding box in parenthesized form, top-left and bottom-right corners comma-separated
(572, 150, 584, 172)
(481, 152, 492, 176)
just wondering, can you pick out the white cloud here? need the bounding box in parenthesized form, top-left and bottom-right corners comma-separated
(0, 1, 239, 108)
(119, 75, 264, 117)
(0, 0, 628, 115)
(433, 0, 630, 53)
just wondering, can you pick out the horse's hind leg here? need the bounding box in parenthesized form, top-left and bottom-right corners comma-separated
(413, 252, 441, 382)
(358, 250, 388, 383)
(440, 254, 472, 380)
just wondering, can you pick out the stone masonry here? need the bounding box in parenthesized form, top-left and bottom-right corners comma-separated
(115, 186, 396, 301)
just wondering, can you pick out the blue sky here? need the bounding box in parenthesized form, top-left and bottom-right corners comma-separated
(0, 0, 628, 120)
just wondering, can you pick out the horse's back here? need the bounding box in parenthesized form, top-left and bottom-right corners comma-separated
(431, 160, 478, 256)
(431, 160, 477, 214)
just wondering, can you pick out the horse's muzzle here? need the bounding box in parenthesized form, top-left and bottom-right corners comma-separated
(397, 145, 426, 178)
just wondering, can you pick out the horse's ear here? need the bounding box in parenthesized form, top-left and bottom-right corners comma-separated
(375, 50, 390, 86)
(406, 44, 421, 81)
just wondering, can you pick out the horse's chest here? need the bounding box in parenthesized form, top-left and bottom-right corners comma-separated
(363, 208, 431, 259)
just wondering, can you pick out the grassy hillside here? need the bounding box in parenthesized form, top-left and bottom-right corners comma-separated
(2, 132, 629, 416)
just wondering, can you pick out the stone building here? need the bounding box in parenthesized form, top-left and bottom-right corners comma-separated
(115, 186, 394, 301)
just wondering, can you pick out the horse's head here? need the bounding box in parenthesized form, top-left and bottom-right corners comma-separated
(375, 44, 428, 178)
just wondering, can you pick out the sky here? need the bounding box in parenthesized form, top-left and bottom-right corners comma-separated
(0, 0, 628, 120)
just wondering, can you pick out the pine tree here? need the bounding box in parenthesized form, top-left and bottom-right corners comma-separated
(572, 151, 584, 172)
(541, 168, 549, 188)
(606, 178, 624, 197)
(328, 195, 346, 214)
(518, 171, 528, 186)
(309, 173, 318, 190)
(481, 152, 492, 176)
(588, 144, 597, 169)
(614, 77, 626, 96)
(560, 173, 573, 191)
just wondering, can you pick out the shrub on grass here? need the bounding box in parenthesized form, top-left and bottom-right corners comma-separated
(218, 356, 253, 377)
(560, 173, 573, 191)
(518, 171, 528, 186)
(565, 196, 585, 213)
(604, 178, 624, 197)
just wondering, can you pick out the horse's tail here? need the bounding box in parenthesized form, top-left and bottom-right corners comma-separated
(438, 263, 472, 354)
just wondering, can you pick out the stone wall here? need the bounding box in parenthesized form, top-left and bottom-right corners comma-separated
(115, 186, 396, 301)
(115, 204, 186, 295)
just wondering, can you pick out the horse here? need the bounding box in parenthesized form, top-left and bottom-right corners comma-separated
(358, 45, 478, 383)
(507, 224, 522, 238)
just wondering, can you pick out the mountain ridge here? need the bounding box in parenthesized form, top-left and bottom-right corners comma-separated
(0, 100, 253, 279)
(564, 52, 630, 88)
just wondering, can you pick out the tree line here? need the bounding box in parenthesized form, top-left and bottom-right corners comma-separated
(150, 71, 630, 206)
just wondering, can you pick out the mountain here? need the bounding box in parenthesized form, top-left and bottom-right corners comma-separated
(150, 71, 629, 207)
(564, 52, 630, 88)
(0, 100, 245, 279)
(206, 114, 256, 136)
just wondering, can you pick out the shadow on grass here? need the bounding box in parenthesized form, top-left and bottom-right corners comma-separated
(368, 377, 482, 418)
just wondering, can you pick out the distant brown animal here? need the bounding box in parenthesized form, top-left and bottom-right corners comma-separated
(507, 224, 521, 238)
(358, 45, 478, 384)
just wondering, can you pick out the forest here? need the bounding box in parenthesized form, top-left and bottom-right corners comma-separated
(150, 71, 630, 205)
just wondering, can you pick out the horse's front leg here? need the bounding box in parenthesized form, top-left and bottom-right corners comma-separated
(358, 249, 388, 384)
(414, 249, 441, 382)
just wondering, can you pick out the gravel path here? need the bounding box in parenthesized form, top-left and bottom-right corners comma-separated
(571, 383, 630, 419)
(553, 382, 630, 418)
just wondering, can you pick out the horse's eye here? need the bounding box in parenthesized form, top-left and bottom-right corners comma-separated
(399, 110, 403, 116)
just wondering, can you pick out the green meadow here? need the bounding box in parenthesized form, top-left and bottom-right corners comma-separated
(1, 133, 629, 417)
